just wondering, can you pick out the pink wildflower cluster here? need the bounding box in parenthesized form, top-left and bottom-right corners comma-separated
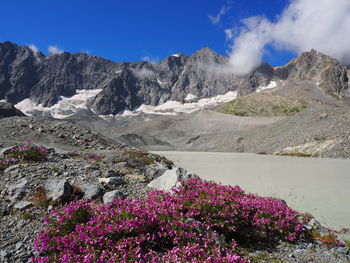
(0, 142, 48, 171)
(33, 178, 305, 263)
(8, 141, 48, 162)
(84, 153, 103, 162)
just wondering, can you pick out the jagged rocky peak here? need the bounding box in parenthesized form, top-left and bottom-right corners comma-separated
(189, 46, 227, 65)
(274, 49, 349, 99)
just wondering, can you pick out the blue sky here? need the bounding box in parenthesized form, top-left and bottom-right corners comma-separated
(0, 0, 293, 65)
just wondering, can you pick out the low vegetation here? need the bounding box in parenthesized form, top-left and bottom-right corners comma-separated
(0, 142, 48, 172)
(124, 150, 174, 166)
(218, 94, 306, 117)
(33, 178, 308, 262)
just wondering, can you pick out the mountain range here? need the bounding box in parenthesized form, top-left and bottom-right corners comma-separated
(1, 41, 349, 118)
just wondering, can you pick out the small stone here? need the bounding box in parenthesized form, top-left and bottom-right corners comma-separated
(98, 177, 124, 186)
(103, 190, 125, 204)
(14, 201, 32, 211)
(335, 246, 348, 255)
(105, 169, 117, 177)
(0, 250, 9, 258)
(15, 242, 23, 250)
(91, 170, 102, 177)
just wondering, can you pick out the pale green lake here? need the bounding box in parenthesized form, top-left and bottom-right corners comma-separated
(153, 151, 350, 229)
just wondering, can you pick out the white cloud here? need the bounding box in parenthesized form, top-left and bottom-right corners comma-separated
(48, 45, 64, 55)
(132, 68, 155, 79)
(224, 28, 234, 40)
(142, 56, 160, 63)
(209, 3, 232, 25)
(227, 0, 350, 75)
(28, 44, 39, 54)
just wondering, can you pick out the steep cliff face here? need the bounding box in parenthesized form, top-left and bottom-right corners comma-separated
(0, 42, 349, 117)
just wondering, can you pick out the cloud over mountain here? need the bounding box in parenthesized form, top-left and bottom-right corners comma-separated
(228, 0, 350, 75)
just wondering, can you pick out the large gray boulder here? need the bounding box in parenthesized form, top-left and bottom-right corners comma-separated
(103, 190, 125, 204)
(44, 179, 73, 202)
(147, 166, 198, 192)
(144, 163, 168, 182)
(7, 178, 29, 202)
(80, 183, 104, 200)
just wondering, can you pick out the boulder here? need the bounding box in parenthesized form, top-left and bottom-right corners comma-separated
(144, 163, 168, 181)
(45, 179, 73, 202)
(13, 201, 32, 211)
(81, 183, 104, 200)
(8, 178, 29, 202)
(147, 166, 198, 192)
(103, 190, 125, 204)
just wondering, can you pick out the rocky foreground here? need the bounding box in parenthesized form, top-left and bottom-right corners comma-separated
(0, 116, 349, 262)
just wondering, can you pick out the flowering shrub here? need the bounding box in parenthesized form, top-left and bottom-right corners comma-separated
(84, 153, 103, 162)
(0, 142, 48, 171)
(33, 178, 306, 263)
(6, 141, 48, 162)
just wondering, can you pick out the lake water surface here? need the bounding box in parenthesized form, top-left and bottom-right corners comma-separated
(153, 151, 350, 229)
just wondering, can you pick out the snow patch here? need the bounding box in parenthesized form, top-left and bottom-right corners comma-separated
(118, 91, 237, 117)
(115, 70, 122, 74)
(157, 79, 167, 85)
(15, 89, 102, 119)
(0, 99, 7, 103)
(171, 54, 180, 57)
(256, 81, 277, 93)
(185, 93, 197, 101)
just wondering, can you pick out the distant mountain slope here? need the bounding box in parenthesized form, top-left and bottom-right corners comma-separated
(0, 41, 349, 118)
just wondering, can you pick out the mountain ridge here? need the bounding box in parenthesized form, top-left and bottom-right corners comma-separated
(0, 41, 349, 118)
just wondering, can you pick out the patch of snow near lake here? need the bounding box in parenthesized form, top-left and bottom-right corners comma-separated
(15, 89, 102, 119)
(120, 91, 237, 116)
(256, 81, 277, 93)
(0, 99, 7, 103)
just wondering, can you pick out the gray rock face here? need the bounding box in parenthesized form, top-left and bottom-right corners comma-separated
(13, 201, 32, 211)
(7, 178, 29, 202)
(80, 183, 104, 200)
(147, 166, 198, 192)
(144, 163, 169, 181)
(44, 178, 73, 202)
(103, 190, 125, 204)
(1, 42, 349, 117)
